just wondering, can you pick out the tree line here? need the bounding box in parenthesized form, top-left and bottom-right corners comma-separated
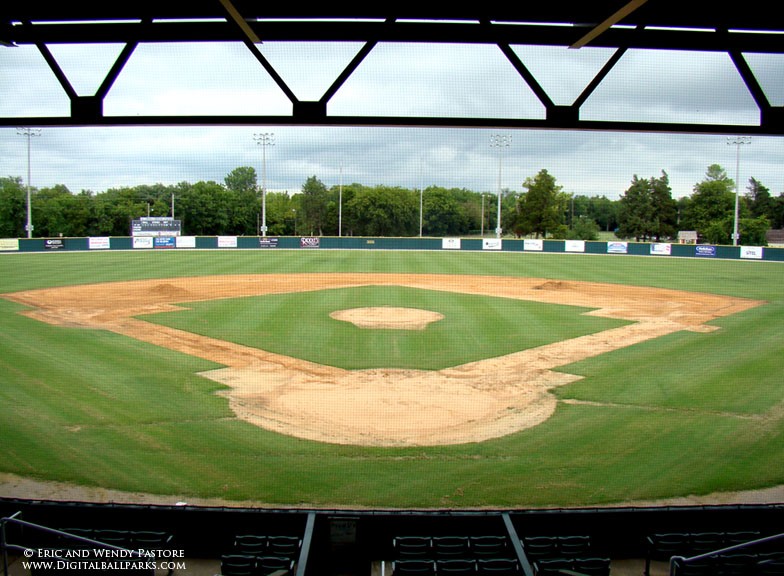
(1, 164, 781, 244)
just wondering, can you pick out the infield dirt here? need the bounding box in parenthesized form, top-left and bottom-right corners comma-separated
(4, 273, 763, 447)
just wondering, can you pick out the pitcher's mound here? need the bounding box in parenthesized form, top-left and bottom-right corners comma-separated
(330, 307, 444, 330)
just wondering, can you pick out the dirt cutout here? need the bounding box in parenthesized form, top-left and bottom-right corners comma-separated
(330, 307, 444, 330)
(4, 273, 763, 447)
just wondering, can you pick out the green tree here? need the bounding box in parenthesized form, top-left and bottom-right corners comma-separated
(565, 216, 600, 240)
(771, 194, 784, 229)
(345, 185, 417, 236)
(265, 191, 296, 235)
(617, 172, 676, 241)
(739, 216, 770, 245)
(617, 175, 655, 241)
(0, 177, 27, 237)
(649, 171, 678, 240)
(300, 176, 330, 236)
(516, 169, 567, 238)
(93, 186, 149, 236)
(176, 181, 231, 235)
(682, 164, 735, 236)
(745, 177, 774, 221)
(224, 166, 258, 194)
(422, 186, 469, 237)
(587, 195, 619, 233)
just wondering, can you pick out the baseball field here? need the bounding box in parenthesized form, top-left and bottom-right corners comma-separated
(0, 248, 782, 508)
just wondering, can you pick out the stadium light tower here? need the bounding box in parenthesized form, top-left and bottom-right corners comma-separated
(727, 136, 751, 247)
(254, 132, 275, 237)
(17, 127, 42, 239)
(489, 134, 511, 239)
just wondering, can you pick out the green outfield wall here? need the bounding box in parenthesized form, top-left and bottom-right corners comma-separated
(1, 235, 782, 262)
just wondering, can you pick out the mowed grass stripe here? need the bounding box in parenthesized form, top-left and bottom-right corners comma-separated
(141, 285, 628, 369)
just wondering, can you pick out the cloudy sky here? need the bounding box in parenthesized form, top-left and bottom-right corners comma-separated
(1, 38, 782, 199)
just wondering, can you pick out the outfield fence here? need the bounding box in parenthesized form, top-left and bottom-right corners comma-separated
(1, 236, 783, 262)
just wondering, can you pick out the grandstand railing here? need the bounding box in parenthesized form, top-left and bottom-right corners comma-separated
(669, 532, 784, 576)
(1, 511, 150, 576)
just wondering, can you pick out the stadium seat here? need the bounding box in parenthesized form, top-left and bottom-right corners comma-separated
(573, 557, 611, 576)
(392, 559, 437, 575)
(521, 536, 558, 560)
(219, 554, 256, 576)
(131, 530, 173, 549)
(559, 535, 591, 557)
(436, 558, 477, 574)
(266, 535, 301, 558)
(394, 536, 433, 558)
(256, 555, 295, 575)
(233, 534, 268, 555)
(476, 557, 522, 574)
(533, 557, 573, 576)
(758, 558, 784, 576)
(432, 535, 471, 558)
(469, 535, 509, 557)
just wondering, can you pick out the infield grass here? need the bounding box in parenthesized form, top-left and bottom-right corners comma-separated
(140, 285, 628, 370)
(1, 249, 783, 507)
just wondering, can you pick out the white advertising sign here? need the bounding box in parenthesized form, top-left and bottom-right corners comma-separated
(217, 236, 238, 248)
(442, 238, 461, 250)
(740, 246, 763, 259)
(88, 237, 111, 250)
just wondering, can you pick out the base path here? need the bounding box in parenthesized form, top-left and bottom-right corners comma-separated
(5, 273, 763, 446)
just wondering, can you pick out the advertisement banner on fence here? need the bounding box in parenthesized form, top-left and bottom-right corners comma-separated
(88, 237, 111, 250)
(483, 238, 502, 251)
(695, 245, 716, 257)
(300, 237, 321, 248)
(217, 236, 238, 248)
(442, 238, 461, 250)
(133, 236, 154, 249)
(176, 236, 196, 248)
(523, 239, 543, 251)
(607, 241, 628, 254)
(154, 236, 176, 249)
(565, 240, 585, 253)
(259, 237, 279, 248)
(740, 246, 763, 259)
(44, 239, 64, 250)
(0, 238, 19, 251)
(650, 243, 672, 256)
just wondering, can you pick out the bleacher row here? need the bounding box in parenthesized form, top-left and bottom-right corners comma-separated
(387, 534, 610, 575)
(646, 531, 784, 576)
(15, 522, 783, 576)
(386, 530, 784, 576)
(26, 527, 175, 576)
(219, 534, 302, 576)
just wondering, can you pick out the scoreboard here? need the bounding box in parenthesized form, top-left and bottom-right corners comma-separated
(131, 217, 182, 237)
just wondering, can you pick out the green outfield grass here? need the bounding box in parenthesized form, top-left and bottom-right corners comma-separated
(1, 249, 783, 508)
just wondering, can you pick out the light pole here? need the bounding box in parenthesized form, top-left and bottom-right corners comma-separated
(338, 163, 343, 237)
(253, 132, 275, 237)
(480, 193, 485, 237)
(727, 136, 751, 247)
(489, 134, 511, 239)
(17, 127, 42, 239)
(418, 157, 424, 237)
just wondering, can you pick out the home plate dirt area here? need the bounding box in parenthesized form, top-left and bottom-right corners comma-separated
(5, 273, 761, 447)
